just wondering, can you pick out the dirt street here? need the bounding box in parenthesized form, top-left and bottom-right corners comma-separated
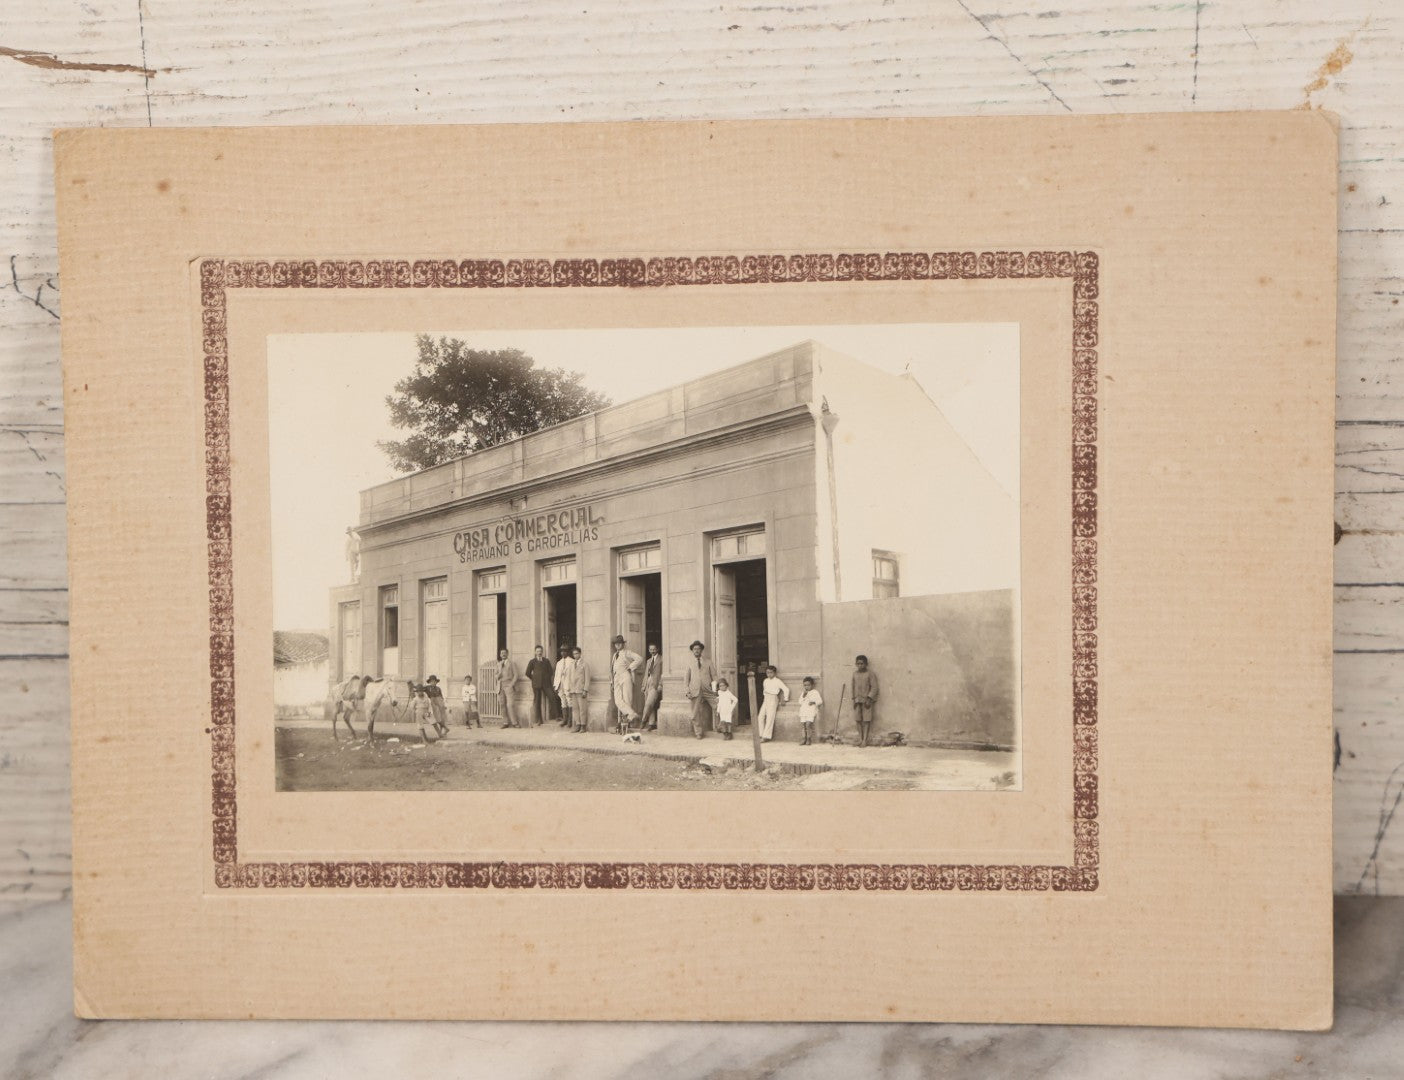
(275, 727, 928, 792)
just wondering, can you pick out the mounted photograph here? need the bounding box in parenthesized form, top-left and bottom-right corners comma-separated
(268, 323, 1021, 792)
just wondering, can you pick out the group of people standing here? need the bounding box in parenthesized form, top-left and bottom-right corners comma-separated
(488, 634, 876, 747)
(484, 637, 881, 746)
(676, 641, 830, 744)
(333, 639, 882, 747)
(492, 637, 661, 735)
(490, 643, 592, 731)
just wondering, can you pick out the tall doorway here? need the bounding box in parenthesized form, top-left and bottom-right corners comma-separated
(710, 525, 769, 727)
(617, 544, 663, 654)
(475, 567, 508, 673)
(713, 558, 769, 725)
(379, 585, 400, 677)
(421, 577, 448, 681)
(541, 557, 578, 657)
(617, 544, 662, 716)
(339, 600, 361, 679)
(619, 575, 662, 654)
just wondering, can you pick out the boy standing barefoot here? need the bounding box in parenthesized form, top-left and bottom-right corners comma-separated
(850, 655, 879, 747)
(797, 677, 822, 745)
(715, 678, 739, 740)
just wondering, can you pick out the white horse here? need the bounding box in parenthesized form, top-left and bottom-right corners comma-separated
(325, 676, 402, 742)
(362, 678, 402, 741)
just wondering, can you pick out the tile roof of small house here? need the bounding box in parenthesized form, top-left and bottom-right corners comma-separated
(273, 630, 329, 666)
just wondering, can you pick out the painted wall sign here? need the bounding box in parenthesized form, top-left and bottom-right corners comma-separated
(453, 504, 604, 562)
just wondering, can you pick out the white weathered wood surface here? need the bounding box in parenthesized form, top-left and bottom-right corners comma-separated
(1, 1, 1400, 900)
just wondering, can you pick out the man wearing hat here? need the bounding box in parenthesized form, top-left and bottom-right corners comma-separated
(495, 648, 521, 728)
(423, 674, 449, 738)
(639, 642, 663, 731)
(609, 634, 643, 733)
(566, 644, 590, 732)
(525, 645, 554, 727)
(682, 639, 718, 740)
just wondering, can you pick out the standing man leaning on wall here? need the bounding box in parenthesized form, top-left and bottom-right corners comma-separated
(553, 646, 574, 728)
(684, 640, 718, 740)
(640, 642, 663, 731)
(567, 645, 590, 732)
(610, 635, 643, 734)
(496, 647, 520, 728)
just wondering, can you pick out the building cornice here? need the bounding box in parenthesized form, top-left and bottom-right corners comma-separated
(358, 402, 816, 537)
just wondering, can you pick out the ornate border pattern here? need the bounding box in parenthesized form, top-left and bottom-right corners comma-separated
(201, 249, 1099, 892)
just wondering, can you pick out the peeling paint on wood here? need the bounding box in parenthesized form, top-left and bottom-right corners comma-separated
(0, 44, 162, 79)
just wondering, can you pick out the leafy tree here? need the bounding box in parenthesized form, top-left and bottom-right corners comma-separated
(379, 336, 612, 472)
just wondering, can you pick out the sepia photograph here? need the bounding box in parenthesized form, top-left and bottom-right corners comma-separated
(269, 323, 1021, 792)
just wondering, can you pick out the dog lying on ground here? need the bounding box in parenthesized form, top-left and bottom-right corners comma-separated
(816, 731, 907, 746)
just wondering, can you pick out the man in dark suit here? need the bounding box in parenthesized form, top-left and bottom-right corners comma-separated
(525, 644, 554, 727)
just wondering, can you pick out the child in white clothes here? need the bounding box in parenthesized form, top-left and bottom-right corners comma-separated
(758, 665, 789, 742)
(410, 688, 434, 745)
(715, 678, 739, 741)
(797, 676, 822, 745)
(461, 677, 480, 728)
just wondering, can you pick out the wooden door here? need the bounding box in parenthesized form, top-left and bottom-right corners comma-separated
(620, 578, 646, 712)
(340, 601, 360, 677)
(622, 577, 645, 643)
(476, 593, 498, 672)
(423, 598, 448, 680)
(713, 565, 737, 698)
(544, 588, 558, 659)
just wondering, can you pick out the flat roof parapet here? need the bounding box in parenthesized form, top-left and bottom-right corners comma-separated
(359, 342, 819, 527)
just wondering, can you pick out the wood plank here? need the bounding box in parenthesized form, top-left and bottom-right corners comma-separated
(1336, 587, 1404, 653)
(1337, 422, 1404, 496)
(0, 313, 64, 431)
(0, 662, 72, 903)
(0, 427, 65, 504)
(0, 622, 67, 661)
(1335, 652, 1404, 895)
(1337, 492, 1404, 587)
(0, 505, 67, 590)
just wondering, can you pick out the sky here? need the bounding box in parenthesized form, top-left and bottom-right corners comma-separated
(267, 323, 1019, 629)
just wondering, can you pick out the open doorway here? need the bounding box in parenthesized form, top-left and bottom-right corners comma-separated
(617, 544, 663, 718)
(541, 557, 579, 658)
(476, 567, 508, 674)
(620, 574, 662, 655)
(544, 583, 577, 655)
(713, 557, 769, 727)
(379, 584, 400, 677)
(619, 573, 661, 716)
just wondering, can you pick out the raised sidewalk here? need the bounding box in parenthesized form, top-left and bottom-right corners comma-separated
(279, 714, 1016, 789)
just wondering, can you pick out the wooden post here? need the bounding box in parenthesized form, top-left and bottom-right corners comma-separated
(751, 700, 765, 771)
(749, 667, 764, 770)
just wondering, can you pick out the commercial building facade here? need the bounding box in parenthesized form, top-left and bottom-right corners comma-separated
(330, 341, 1018, 746)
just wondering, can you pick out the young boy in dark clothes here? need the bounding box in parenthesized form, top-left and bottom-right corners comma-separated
(851, 655, 879, 747)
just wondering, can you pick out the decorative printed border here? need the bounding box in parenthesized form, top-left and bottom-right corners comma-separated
(201, 250, 1099, 891)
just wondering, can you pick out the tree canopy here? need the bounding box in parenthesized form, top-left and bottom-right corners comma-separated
(378, 336, 612, 473)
